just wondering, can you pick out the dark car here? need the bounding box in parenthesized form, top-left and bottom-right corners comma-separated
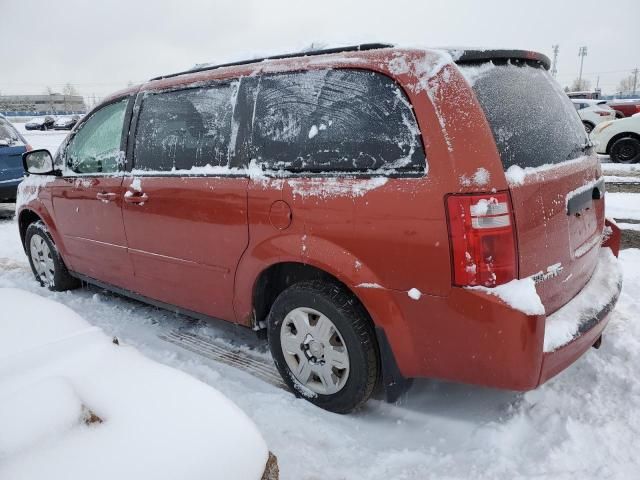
(25, 116, 55, 131)
(53, 115, 81, 130)
(0, 116, 30, 201)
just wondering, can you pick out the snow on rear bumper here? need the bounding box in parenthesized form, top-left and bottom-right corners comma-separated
(543, 247, 622, 353)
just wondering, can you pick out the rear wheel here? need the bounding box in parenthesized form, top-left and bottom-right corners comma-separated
(25, 221, 79, 291)
(267, 280, 379, 413)
(582, 121, 594, 133)
(610, 137, 640, 164)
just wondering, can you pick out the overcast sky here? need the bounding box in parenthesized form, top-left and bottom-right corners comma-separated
(1, 0, 639, 100)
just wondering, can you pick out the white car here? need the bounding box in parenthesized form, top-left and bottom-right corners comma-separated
(572, 99, 616, 133)
(591, 114, 640, 164)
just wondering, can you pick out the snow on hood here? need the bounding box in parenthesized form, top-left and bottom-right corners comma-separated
(0, 288, 270, 480)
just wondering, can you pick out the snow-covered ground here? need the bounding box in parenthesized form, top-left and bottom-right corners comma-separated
(2, 127, 640, 479)
(0, 289, 270, 480)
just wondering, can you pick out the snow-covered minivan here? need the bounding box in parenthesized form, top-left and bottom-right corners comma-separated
(18, 44, 622, 413)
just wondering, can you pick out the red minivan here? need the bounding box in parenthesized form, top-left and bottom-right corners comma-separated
(18, 45, 622, 413)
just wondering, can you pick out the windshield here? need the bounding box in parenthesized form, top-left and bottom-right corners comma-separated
(462, 62, 589, 169)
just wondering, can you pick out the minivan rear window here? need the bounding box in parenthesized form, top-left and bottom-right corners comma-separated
(464, 62, 589, 169)
(252, 69, 425, 173)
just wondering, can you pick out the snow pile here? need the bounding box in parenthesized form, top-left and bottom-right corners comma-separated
(544, 248, 622, 352)
(469, 277, 545, 316)
(0, 288, 270, 480)
(505, 156, 589, 186)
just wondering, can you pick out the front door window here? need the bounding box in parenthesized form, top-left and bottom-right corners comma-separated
(65, 100, 128, 174)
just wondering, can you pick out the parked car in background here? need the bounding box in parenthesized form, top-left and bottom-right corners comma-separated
(567, 90, 601, 100)
(0, 116, 30, 201)
(572, 100, 616, 133)
(607, 99, 640, 119)
(53, 115, 81, 130)
(591, 114, 640, 163)
(25, 115, 55, 131)
(17, 45, 622, 413)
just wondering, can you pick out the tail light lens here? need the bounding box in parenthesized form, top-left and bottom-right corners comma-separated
(595, 111, 612, 116)
(446, 192, 518, 287)
(25, 144, 33, 152)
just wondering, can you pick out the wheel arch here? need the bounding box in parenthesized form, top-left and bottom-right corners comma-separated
(250, 260, 412, 402)
(18, 209, 43, 251)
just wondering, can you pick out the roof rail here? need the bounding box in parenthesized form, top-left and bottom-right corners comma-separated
(150, 43, 394, 81)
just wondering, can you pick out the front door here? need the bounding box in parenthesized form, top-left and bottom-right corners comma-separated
(122, 81, 250, 322)
(51, 97, 135, 289)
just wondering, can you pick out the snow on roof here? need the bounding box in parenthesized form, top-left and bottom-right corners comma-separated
(0, 288, 270, 480)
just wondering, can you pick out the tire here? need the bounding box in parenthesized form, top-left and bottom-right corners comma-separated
(25, 221, 79, 291)
(610, 137, 640, 164)
(582, 121, 594, 134)
(267, 280, 379, 413)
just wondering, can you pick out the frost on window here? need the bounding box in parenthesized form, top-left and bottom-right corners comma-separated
(134, 81, 238, 172)
(468, 63, 589, 170)
(252, 69, 425, 173)
(65, 100, 127, 174)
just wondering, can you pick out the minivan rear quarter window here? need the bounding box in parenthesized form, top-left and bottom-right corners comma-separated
(134, 82, 238, 172)
(465, 62, 589, 169)
(252, 69, 425, 173)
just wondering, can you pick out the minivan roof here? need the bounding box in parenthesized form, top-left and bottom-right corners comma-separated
(149, 44, 551, 82)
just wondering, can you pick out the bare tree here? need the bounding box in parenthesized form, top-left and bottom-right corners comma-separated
(617, 74, 636, 94)
(62, 83, 79, 96)
(43, 86, 54, 95)
(570, 78, 591, 91)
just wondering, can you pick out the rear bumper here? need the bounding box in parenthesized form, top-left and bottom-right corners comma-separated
(359, 241, 622, 392)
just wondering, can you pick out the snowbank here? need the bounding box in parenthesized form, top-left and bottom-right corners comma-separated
(0, 288, 270, 480)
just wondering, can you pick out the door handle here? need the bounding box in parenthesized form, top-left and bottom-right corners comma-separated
(96, 192, 117, 202)
(124, 192, 149, 204)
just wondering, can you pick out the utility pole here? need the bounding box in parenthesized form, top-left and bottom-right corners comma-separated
(578, 46, 588, 90)
(633, 68, 639, 96)
(551, 45, 559, 78)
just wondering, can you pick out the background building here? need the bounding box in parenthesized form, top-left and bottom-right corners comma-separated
(0, 94, 86, 117)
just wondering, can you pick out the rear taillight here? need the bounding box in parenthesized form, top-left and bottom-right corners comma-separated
(25, 144, 33, 152)
(446, 192, 518, 287)
(595, 111, 611, 116)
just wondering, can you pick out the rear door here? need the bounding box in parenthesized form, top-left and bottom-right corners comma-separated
(50, 97, 135, 289)
(464, 62, 603, 314)
(122, 80, 249, 322)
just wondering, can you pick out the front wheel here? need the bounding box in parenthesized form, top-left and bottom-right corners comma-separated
(610, 137, 640, 164)
(267, 280, 379, 413)
(25, 221, 79, 291)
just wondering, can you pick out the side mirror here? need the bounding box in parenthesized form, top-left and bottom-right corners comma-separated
(22, 149, 59, 175)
